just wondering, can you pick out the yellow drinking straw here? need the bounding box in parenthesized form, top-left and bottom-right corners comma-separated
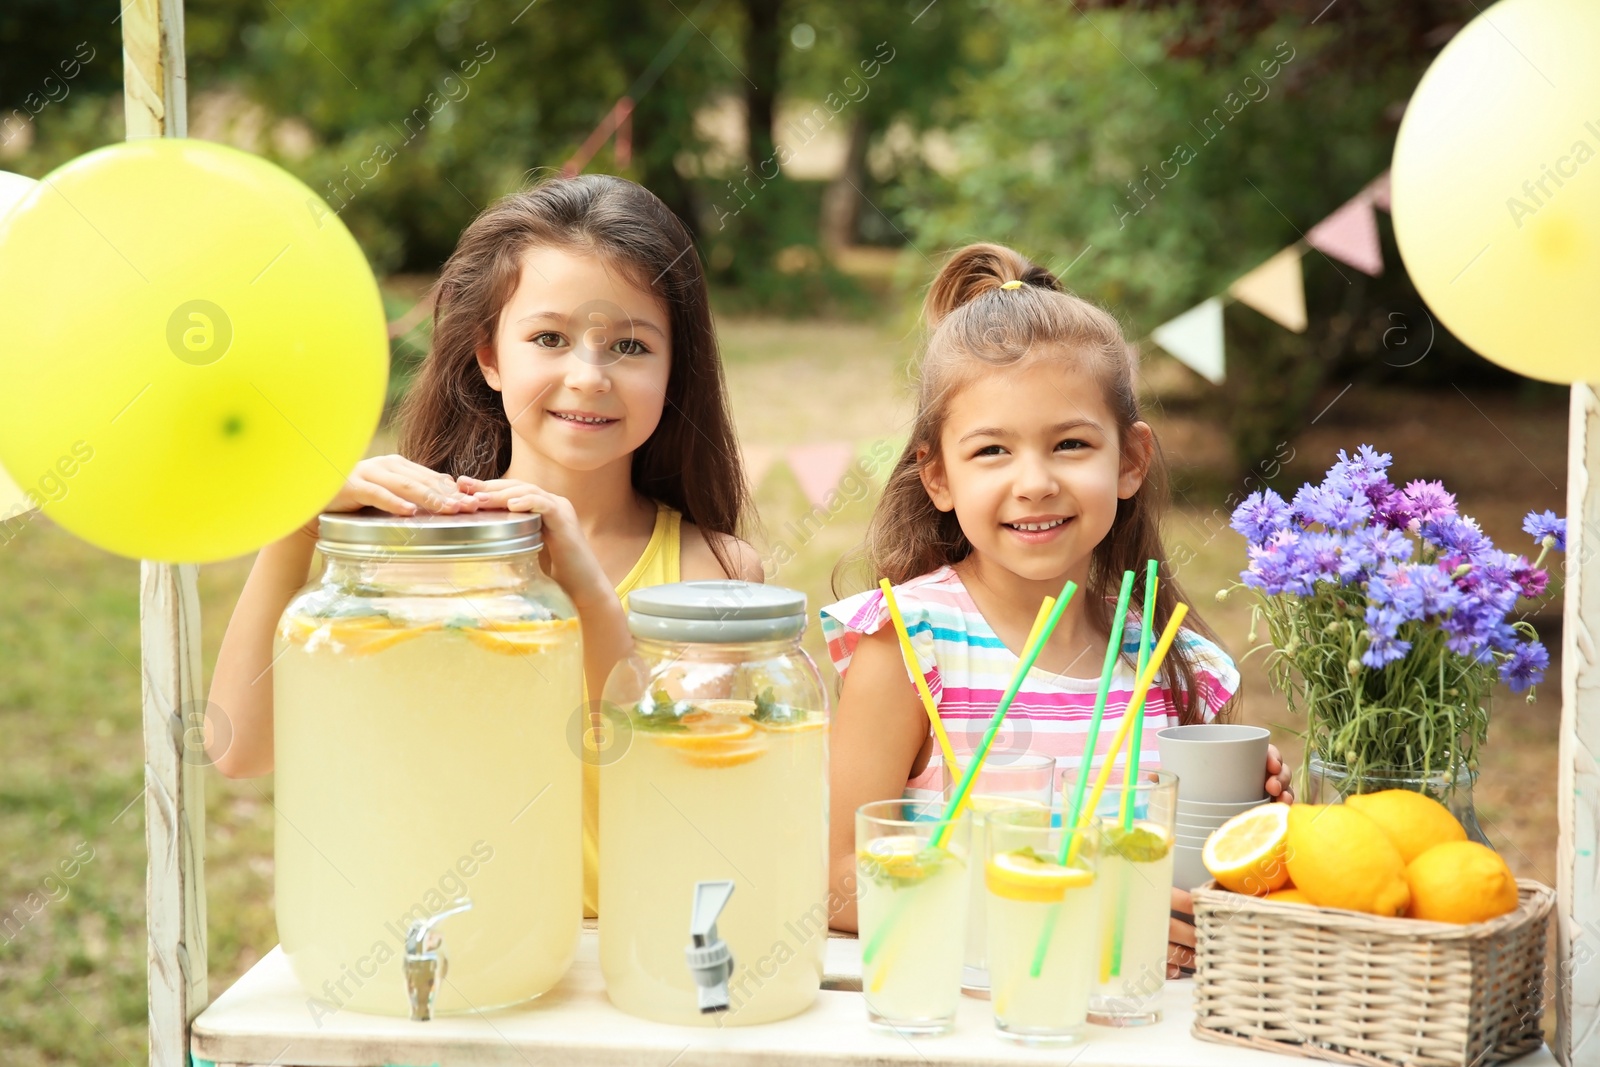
(862, 581, 1077, 978)
(1021, 595, 1056, 665)
(879, 579, 959, 775)
(1029, 603, 1189, 978)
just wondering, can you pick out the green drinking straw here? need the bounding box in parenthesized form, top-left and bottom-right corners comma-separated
(932, 577, 1077, 850)
(1108, 560, 1160, 980)
(1059, 570, 1136, 841)
(1119, 559, 1160, 830)
(1031, 606, 1187, 979)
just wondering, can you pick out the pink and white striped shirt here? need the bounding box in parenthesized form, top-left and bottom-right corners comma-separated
(820, 566, 1239, 803)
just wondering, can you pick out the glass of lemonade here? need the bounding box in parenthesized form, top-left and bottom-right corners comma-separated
(984, 809, 1101, 1045)
(275, 511, 583, 1017)
(1087, 768, 1176, 1027)
(940, 753, 1055, 997)
(600, 582, 829, 1027)
(856, 799, 970, 1035)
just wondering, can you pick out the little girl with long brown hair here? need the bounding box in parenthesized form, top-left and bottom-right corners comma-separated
(207, 174, 761, 917)
(822, 244, 1290, 970)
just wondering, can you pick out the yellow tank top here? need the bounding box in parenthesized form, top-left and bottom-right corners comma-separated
(583, 503, 681, 917)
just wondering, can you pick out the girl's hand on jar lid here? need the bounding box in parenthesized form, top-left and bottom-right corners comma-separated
(462, 478, 612, 608)
(303, 456, 478, 536)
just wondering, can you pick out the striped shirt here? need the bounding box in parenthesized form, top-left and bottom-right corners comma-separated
(820, 565, 1239, 803)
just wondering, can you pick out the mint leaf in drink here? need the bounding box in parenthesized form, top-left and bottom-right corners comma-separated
(752, 686, 806, 724)
(1104, 825, 1171, 863)
(858, 843, 962, 889)
(631, 689, 691, 732)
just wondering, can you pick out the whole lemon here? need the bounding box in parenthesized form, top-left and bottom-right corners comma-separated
(1345, 790, 1467, 864)
(1405, 841, 1519, 924)
(1285, 804, 1411, 917)
(1265, 887, 1312, 904)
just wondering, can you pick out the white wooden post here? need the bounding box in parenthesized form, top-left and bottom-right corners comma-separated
(124, 3, 207, 1067)
(1557, 382, 1600, 1066)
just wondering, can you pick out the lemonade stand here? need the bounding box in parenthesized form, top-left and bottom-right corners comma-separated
(101, 3, 1590, 1066)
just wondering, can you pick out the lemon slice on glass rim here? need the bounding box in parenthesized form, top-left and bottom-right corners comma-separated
(986, 849, 1093, 903)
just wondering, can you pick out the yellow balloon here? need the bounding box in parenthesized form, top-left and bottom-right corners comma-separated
(1391, 0, 1600, 384)
(0, 170, 39, 523)
(0, 140, 387, 561)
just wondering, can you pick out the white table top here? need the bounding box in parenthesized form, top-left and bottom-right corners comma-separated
(191, 932, 1557, 1067)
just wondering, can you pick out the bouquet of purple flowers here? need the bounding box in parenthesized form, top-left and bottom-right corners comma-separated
(1225, 445, 1566, 782)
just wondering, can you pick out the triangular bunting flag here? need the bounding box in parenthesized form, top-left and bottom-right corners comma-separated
(786, 442, 855, 508)
(743, 444, 776, 489)
(1365, 171, 1390, 213)
(1227, 247, 1308, 333)
(1151, 298, 1225, 384)
(1307, 193, 1383, 276)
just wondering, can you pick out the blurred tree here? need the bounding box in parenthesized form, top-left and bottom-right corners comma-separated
(893, 0, 1528, 478)
(172, 0, 739, 272)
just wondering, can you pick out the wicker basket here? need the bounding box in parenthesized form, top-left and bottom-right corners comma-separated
(1190, 878, 1554, 1067)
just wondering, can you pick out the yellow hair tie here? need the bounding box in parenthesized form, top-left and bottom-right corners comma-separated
(1000, 279, 1024, 290)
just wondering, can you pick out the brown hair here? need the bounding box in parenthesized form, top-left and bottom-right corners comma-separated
(855, 243, 1229, 723)
(397, 173, 749, 574)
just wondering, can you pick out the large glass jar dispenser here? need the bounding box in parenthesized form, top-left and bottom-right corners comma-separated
(273, 509, 583, 1018)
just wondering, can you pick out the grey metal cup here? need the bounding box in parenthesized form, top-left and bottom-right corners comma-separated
(1157, 724, 1270, 804)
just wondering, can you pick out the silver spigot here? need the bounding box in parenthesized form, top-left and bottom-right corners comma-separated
(685, 880, 736, 1014)
(404, 898, 473, 1021)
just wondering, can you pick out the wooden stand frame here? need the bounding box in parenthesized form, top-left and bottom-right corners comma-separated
(1557, 383, 1600, 1066)
(119, 2, 1594, 1065)
(124, 4, 207, 1066)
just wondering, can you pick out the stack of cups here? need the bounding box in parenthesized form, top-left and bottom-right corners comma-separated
(1155, 724, 1270, 891)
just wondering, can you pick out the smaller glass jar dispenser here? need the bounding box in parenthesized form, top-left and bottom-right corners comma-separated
(598, 581, 830, 1026)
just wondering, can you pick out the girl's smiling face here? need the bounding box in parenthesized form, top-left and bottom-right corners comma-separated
(921, 356, 1152, 584)
(477, 245, 671, 472)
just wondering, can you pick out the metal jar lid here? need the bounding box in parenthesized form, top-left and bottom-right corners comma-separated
(316, 509, 543, 560)
(627, 581, 807, 643)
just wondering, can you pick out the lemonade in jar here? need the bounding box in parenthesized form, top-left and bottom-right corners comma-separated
(599, 582, 828, 1026)
(274, 510, 583, 1018)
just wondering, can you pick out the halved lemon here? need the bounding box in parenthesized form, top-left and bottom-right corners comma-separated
(1201, 802, 1291, 895)
(986, 850, 1093, 903)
